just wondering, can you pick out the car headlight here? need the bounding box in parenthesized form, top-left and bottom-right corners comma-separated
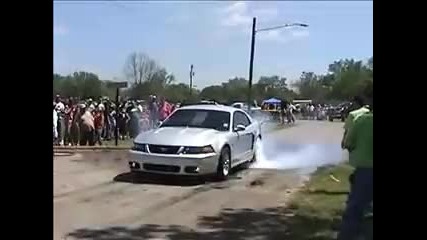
(132, 143, 147, 152)
(181, 145, 215, 154)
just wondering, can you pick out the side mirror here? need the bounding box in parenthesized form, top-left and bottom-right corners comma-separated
(234, 124, 246, 132)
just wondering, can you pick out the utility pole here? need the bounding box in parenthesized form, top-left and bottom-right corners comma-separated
(107, 81, 128, 146)
(248, 17, 256, 113)
(247, 18, 308, 113)
(189, 64, 194, 96)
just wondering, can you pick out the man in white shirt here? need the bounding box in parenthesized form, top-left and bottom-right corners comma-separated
(55, 101, 66, 145)
(309, 104, 315, 120)
(288, 103, 296, 123)
(53, 107, 58, 142)
(80, 108, 95, 146)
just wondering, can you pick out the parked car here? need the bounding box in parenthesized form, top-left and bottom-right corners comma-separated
(327, 102, 353, 122)
(129, 104, 262, 180)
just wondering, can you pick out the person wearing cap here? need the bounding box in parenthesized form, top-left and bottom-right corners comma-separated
(341, 96, 370, 149)
(337, 94, 373, 240)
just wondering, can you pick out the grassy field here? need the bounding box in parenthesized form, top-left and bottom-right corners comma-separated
(284, 164, 373, 240)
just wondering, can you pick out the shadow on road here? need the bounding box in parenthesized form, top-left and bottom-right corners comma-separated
(67, 206, 348, 240)
(113, 164, 248, 187)
(113, 172, 208, 187)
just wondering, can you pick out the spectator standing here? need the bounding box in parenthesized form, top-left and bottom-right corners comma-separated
(148, 96, 159, 128)
(140, 107, 150, 132)
(309, 104, 315, 120)
(53, 104, 58, 142)
(117, 108, 129, 140)
(63, 99, 74, 146)
(80, 106, 95, 146)
(341, 96, 370, 149)
(287, 103, 296, 124)
(94, 106, 105, 145)
(128, 107, 141, 138)
(69, 105, 81, 146)
(279, 99, 288, 124)
(159, 97, 172, 122)
(338, 97, 373, 240)
(103, 103, 111, 140)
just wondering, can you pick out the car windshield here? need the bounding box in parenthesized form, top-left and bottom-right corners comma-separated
(337, 102, 349, 108)
(160, 109, 230, 131)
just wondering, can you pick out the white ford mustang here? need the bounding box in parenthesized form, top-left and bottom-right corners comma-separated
(128, 103, 262, 180)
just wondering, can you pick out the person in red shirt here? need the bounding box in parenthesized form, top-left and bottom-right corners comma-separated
(94, 106, 105, 145)
(159, 97, 172, 122)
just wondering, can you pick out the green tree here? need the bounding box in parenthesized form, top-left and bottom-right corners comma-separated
(54, 54, 373, 105)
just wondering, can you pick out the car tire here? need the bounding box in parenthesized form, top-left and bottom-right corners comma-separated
(250, 136, 261, 163)
(328, 116, 333, 122)
(216, 147, 231, 181)
(341, 116, 345, 122)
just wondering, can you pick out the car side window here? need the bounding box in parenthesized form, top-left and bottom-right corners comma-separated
(233, 111, 251, 128)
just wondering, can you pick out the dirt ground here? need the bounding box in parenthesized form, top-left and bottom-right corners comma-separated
(54, 120, 344, 240)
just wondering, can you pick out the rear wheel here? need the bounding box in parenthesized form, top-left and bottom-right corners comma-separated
(216, 147, 231, 181)
(328, 116, 333, 122)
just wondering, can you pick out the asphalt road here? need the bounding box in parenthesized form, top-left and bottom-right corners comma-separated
(54, 120, 344, 240)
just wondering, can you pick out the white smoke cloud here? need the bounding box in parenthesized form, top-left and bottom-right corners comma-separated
(252, 133, 346, 175)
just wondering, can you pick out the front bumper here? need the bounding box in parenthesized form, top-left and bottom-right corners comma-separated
(328, 112, 342, 118)
(128, 150, 220, 175)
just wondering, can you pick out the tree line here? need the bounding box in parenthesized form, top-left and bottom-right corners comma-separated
(53, 51, 373, 104)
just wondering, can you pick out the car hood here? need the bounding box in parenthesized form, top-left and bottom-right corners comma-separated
(330, 106, 342, 111)
(134, 127, 225, 146)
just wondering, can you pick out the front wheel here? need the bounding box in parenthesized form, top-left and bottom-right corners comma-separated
(216, 147, 231, 181)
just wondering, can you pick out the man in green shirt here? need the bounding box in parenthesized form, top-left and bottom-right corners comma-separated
(337, 100, 373, 240)
(341, 96, 370, 149)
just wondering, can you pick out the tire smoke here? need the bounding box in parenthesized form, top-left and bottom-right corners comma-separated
(251, 133, 347, 174)
(249, 110, 346, 175)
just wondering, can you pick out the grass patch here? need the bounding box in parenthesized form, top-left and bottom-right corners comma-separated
(284, 164, 372, 240)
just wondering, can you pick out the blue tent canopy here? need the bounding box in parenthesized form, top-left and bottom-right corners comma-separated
(263, 98, 281, 104)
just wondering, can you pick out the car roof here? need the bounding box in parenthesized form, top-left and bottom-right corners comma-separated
(178, 104, 241, 114)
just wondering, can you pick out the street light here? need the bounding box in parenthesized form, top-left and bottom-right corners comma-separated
(247, 17, 308, 112)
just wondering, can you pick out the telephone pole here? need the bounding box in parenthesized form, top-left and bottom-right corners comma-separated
(247, 17, 308, 112)
(247, 17, 256, 112)
(189, 64, 194, 96)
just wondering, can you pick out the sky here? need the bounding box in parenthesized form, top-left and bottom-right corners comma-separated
(54, 1, 373, 88)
